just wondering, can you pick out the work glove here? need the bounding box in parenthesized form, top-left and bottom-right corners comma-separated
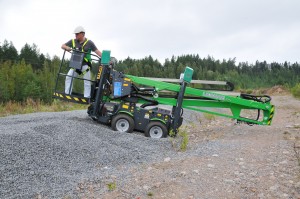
(75, 69, 82, 75)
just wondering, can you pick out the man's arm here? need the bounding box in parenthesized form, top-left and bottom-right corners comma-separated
(61, 44, 72, 52)
(94, 49, 102, 57)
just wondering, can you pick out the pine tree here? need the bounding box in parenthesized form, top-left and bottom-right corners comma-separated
(0, 40, 18, 62)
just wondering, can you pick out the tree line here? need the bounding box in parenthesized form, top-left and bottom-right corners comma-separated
(116, 55, 300, 89)
(0, 40, 299, 103)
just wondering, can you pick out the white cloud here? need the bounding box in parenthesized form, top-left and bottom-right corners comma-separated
(1, 0, 300, 64)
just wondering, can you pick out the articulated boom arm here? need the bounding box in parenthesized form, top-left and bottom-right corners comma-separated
(126, 74, 275, 125)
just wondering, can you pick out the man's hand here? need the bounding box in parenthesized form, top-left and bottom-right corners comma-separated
(65, 46, 72, 52)
(61, 44, 72, 52)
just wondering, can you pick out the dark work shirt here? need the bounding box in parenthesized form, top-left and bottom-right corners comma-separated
(65, 38, 98, 52)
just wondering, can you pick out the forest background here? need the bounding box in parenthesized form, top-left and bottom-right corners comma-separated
(0, 40, 299, 105)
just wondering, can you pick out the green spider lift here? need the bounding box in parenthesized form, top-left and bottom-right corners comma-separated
(53, 50, 275, 138)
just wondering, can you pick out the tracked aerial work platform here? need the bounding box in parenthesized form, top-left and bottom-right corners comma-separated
(53, 50, 275, 138)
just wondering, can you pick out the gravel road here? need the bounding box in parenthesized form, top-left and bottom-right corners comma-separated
(0, 95, 299, 199)
(0, 110, 174, 198)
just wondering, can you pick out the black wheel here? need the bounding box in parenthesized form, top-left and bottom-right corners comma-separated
(111, 114, 134, 133)
(145, 121, 168, 138)
(87, 104, 98, 121)
(87, 104, 94, 115)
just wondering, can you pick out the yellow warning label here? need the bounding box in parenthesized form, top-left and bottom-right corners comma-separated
(122, 105, 129, 109)
(97, 66, 103, 80)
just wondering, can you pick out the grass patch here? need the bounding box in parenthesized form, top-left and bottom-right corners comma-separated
(169, 127, 189, 152)
(147, 192, 154, 197)
(107, 182, 117, 191)
(0, 99, 87, 117)
(203, 113, 215, 121)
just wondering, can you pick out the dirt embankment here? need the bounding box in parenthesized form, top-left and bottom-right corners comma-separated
(100, 94, 300, 199)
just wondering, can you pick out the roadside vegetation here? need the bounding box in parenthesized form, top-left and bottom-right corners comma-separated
(169, 127, 189, 152)
(291, 83, 300, 99)
(0, 99, 87, 117)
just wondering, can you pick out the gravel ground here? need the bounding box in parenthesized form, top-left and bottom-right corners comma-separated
(0, 110, 178, 198)
(0, 95, 299, 199)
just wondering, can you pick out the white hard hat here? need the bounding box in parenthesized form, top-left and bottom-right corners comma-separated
(73, 26, 85, 34)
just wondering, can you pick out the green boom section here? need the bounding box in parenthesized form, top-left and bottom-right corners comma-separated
(125, 74, 275, 125)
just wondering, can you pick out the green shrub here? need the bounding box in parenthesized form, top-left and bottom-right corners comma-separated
(291, 83, 300, 98)
(178, 130, 189, 151)
(169, 128, 189, 152)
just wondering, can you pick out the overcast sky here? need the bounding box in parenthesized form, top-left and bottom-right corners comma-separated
(1, 0, 300, 64)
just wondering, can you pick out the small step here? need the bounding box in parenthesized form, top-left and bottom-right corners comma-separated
(53, 92, 90, 104)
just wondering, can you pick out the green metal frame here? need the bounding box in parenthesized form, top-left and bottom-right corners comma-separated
(118, 110, 133, 117)
(150, 118, 167, 124)
(125, 74, 274, 125)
